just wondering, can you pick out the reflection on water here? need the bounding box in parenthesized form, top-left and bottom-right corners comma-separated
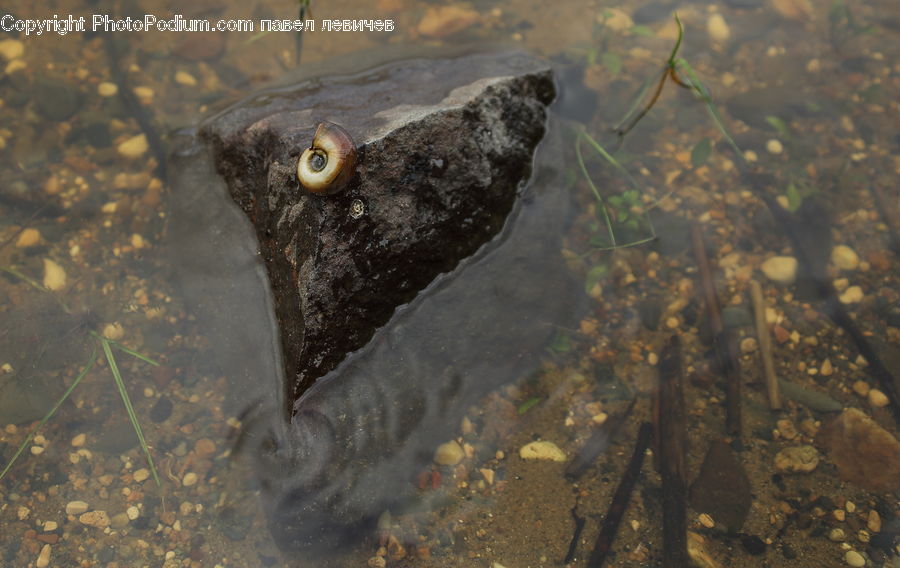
(1, 0, 898, 567)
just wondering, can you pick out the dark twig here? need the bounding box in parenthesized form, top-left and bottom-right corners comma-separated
(655, 336, 689, 568)
(691, 223, 742, 436)
(586, 421, 653, 567)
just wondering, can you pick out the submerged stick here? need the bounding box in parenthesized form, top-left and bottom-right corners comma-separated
(690, 223, 742, 436)
(655, 336, 689, 568)
(750, 279, 781, 409)
(586, 421, 653, 567)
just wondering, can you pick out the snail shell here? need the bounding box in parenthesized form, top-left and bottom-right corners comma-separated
(297, 122, 357, 195)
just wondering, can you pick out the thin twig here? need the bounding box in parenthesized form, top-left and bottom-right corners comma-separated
(750, 279, 781, 410)
(655, 336, 689, 568)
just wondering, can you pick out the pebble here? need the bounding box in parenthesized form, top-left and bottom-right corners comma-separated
(79, 510, 110, 528)
(416, 5, 479, 38)
(818, 408, 900, 492)
(740, 337, 758, 354)
(133, 86, 154, 101)
(43, 521, 58, 532)
(839, 286, 863, 304)
(133, 468, 150, 483)
(71, 433, 86, 447)
(97, 82, 118, 97)
(0, 38, 25, 60)
(182, 472, 198, 487)
(66, 501, 89, 515)
(831, 245, 860, 270)
(766, 139, 784, 155)
(698, 513, 715, 528)
(174, 70, 197, 86)
(773, 445, 819, 473)
(15, 228, 42, 248)
(519, 440, 566, 462)
(34, 75, 83, 122)
(434, 440, 465, 466)
(36, 544, 51, 568)
(707, 13, 730, 42)
(117, 134, 149, 159)
(828, 528, 846, 541)
(772, 0, 814, 20)
(845, 550, 866, 567)
(867, 388, 888, 408)
(820, 358, 834, 377)
(102, 322, 124, 341)
(42, 259, 67, 291)
(867, 510, 881, 533)
(852, 380, 870, 397)
(760, 256, 798, 285)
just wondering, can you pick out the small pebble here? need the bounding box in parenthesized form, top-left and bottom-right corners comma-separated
(828, 528, 846, 541)
(698, 513, 715, 528)
(479, 468, 495, 485)
(519, 440, 566, 462)
(867, 510, 881, 533)
(0, 38, 25, 60)
(434, 440, 465, 466)
(831, 245, 860, 270)
(118, 134, 148, 159)
(66, 501, 89, 515)
(126, 505, 140, 520)
(174, 70, 197, 86)
(852, 380, 870, 397)
(43, 521, 58, 531)
(97, 82, 118, 97)
(42, 259, 67, 291)
(844, 550, 865, 567)
(182, 472, 198, 487)
(867, 389, 888, 408)
(132, 86, 154, 101)
(79, 510, 110, 528)
(820, 358, 834, 377)
(839, 286, 864, 304)
(707, 13, 730, 42)
(760, 256, 798, 284)
(740, 337, 758, 353)
(102, 322, 124, 341)
(766, 139, 784, 155)
(133, 468, 150, 483)
(15, 228, 42, 248)
(71, 433, 86, 447)
(774, 445, 819, 473)
(36, 544, 51, 568)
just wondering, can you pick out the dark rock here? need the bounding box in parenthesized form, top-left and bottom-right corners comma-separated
(173, 49, 556, 409)
(149, 397, 173, 423)
(689, 440, 753, 532)
(33, 75, 83, 122)
(637, 297, 663, 330)
(722, 306, 753, 329)
(741, 534, 766, 555)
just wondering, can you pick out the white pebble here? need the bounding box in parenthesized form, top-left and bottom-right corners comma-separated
(118, 134, 148, 159)
(42, 259, 67, 291)
(66, 500, 89, 515)
(0, 38, 25, 60)
(760, 256, 798, 285)
(844, 550, 865, 567)
(97, 82, 118, 97)
(182, 472, 198, 487)
(519, 440, 566, 462)
(831, 245, 860, 270)
(707, 13, 730, 42)
(36, 544, 51, 568)
(174, 70, 197, 86)
(434, 440, 465, 466)
(838, 285, 863, 304)
(766, 139, 784, 155)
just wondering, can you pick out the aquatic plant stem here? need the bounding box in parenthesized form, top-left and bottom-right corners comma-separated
(0, 347, 98, 482)
(750, 279, 781, 410)
(97, 334, 161, 487)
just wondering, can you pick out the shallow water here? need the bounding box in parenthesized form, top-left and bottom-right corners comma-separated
(1, 0, 899, 567)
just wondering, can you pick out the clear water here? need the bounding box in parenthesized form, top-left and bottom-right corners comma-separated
(1, 0, 898, 567)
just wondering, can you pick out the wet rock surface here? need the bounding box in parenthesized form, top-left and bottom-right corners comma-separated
(195, 49, 556, 406)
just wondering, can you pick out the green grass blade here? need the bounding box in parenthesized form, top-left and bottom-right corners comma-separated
(575, 132, 617, 247)
(107, 340, 159, 366)
(0, 346, 98, 482)
(1, 265, 48, 293)
(99, 338, 161, 487)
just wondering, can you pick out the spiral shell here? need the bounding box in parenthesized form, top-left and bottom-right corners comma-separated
(296, 122, 357, 195)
